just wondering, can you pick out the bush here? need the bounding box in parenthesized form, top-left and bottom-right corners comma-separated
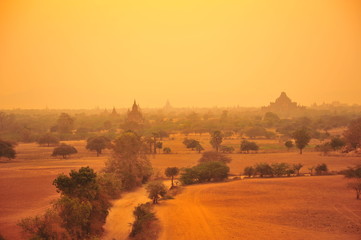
(0, 139, 16, 160)
(52, 143, 77, 159)
(315, 163, 328, 175)
(240, 140, 259, 153)
(146, 181, 167, 204)
(198, 151, 232, 164)
(254, 163, 273, 177)
(130, 203, 156, 237)
(243, 166, 255, 177)
(220, 145, 235, 154)
(163, 147, 171, 154)
(180, 161, 229, 185)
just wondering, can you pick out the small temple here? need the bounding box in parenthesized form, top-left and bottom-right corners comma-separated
(262, 92, 305, 116)
(126, 100, 144, 124)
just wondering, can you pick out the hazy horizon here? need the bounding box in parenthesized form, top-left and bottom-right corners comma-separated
(1, 0, 361, 109)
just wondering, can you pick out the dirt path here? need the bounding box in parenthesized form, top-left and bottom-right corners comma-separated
(156, 176, 361, 240)
(102, 187, 149, 240)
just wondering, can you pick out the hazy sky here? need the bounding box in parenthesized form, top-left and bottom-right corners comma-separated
(1, 0, 360, 109)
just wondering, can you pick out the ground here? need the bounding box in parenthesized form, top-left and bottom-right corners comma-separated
(0, 136, 360, 239)
(156, 176, 361, 240)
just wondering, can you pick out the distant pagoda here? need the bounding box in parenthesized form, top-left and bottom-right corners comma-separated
(262, 92, 305, 117)
(126, 100, 144, 124)
(163, 100, 173, 111)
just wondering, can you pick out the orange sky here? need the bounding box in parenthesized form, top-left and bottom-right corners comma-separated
(0, 0, 360, 109)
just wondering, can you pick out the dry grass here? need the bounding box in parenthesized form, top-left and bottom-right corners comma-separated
(156, 176, 361, 240)
(0, 136, 360, 239)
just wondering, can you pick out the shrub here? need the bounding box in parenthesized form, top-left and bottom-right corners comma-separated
(163, 147, 171, 154)
(146, 181, 167, 204)
(52, 144, 77, 159)
(254, 163, 273, 177)
(240, 140, 259, 153)
(243, 166, 255, 177)
(198, 151, 232, 164)
(315, 163, 328, 175)
(220, 145, 235, 154)
(129, 203, 155, 237)
(180, 161, 229, 185)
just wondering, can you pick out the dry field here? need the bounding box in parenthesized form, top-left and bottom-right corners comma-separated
(157, 176, 361, 240)
(0, 141, 108, 239)
(0, 136, 360, 239)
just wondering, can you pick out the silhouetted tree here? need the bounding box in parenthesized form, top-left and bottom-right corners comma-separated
(292, 128, 311, 154)
(163, 147, 171, 154)
(86, 136, 111, 156)
(37, 133, 59, 147)
(330, 137, 345, 151)
(198, 151, 232, 164)
(165, 167, 179, 188)
(240, 140, 259, 153)
(146, 181, 167, 204)
(220, 145, 234, 153)
(105, 131, 152, 190)
(195, 143, 204, 153)
(52, 144, 77, 159)
(57, 113, 74, 134)
(284, 140, 294, 151)
(293, 163, 303, 176)
(255, 163, 273, 177)
(315, 163, 328, 175)
(0, 139, 16, 160)
(210, 131, 223, 152)
(243, 166, 255, 177)
(343, 117, 361, 150)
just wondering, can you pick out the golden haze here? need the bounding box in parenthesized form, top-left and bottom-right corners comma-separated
(0, 0, 360, 108)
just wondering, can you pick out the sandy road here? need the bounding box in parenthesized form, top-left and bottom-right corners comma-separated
(102, 187, 149, 240)
(156, 176, 361, 240)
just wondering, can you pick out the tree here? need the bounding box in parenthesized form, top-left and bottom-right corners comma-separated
(0, 139, 16, 160)
(52, 143, 77, 159)
(37, 133, 59, 147)
(220, 145, 235, 154)
(348, 180, 361, 200)
(315, 163, 328, 175)
(105, 131, 152, 190)
(330, 137, 345, 151)
(271, 163, 290, 177)
(210, 131, 223, 152)
(255, 163, 273, 177)
(292, 128, 311, 154)
(18, 209, 67, 240)
(86, 136, 111, 156)
(53, 167, 112, 238)
(57, 113, 74, 134)
(284, 140, 294, 151)
(315, 142, 332, 155)
(156, 141, 163, 153)
(180, 161, 229, 185)
(194, 161, 229, 182)
(198, 151, 232, 164)
(165, 167, 179, 188)
(183, 138, 200, 150)
(342, 165, 361, 199)
(293, 163, 303, 176)
(130, 203, 155, 237)
(243, 166, 255, 178)
(163, 147, 171, 154)
(146, 181, 167, 204)
(244, 126, 267, 138)
(343, 117, 361, 150)
(195, 143, 204, 153)
(240, 140, 259, 153)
